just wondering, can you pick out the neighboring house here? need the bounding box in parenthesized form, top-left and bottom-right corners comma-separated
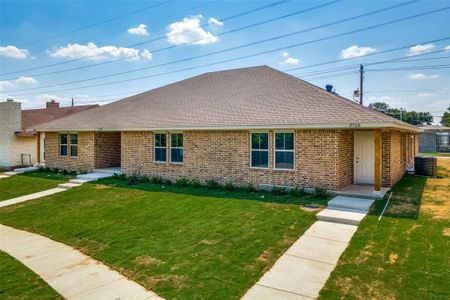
(36, 66, 420, 193)
(418, 124, 450, 153)
(0, 99, 97, 169)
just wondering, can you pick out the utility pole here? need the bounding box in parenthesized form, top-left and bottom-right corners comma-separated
(71, 98, 74, 106)
(359, 64, 364, 105)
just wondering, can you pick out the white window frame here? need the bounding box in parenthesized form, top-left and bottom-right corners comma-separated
(250, 131, 270, 169)
(154, 132, 167, 163)
(69, 133, 78, 158)
(170, 132, 183, 164)
(60, 133, 68, 157)
(274, 131, 295, 171)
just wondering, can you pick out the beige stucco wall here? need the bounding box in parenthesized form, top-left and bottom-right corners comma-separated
(0, 100, 37, 168)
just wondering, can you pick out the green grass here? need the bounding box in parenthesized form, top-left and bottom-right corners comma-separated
(0, 170, 73, 201)
(419, 152, 450, 157)
(0, 250, 62, 299)
(0, 179, 325, 300)
(320, 159, 450, 299)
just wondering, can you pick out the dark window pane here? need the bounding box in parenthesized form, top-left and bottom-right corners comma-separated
(171, 148, 183, 163)
(251, 150, 268, 168)
(60, 145, 67, 156)
(70, 145, 78, 157)
(260, 133, 268, 149)
(275, 133, 284, 149)
(275, 151, 294, 169)
(70, 134, 78, 145)
(155, 134, 166, 147)
(251, 133, 259, 149)
(171, 133, 183, 147)
(155, 148, 166, 162)
(284, 133, 294, 150)
(60, 134, 67, 144)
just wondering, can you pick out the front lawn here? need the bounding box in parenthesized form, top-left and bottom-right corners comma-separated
(0, 180, 324, 299)
(0, 170, 73, 201)
(320, 158, 450, 299)
(0, 250, 61, 299)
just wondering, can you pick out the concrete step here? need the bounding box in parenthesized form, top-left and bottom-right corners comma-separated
(70, 179, 93, 184)
(327, 196, 374, 213)
(58, 182, 82, 190)
(76, 172, 114, 181)
(316, 208, 367, 225)
(13, 166, 39, 174)
(93, 168, 122, 175)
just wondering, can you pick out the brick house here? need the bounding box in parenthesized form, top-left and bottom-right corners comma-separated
(0, 99, 96, 169)
(36, 66, 419, 194)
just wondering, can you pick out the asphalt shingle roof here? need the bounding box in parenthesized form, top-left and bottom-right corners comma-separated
(36, 66, 417, 131)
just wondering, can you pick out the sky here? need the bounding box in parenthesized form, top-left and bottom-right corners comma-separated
(0, 0, 449, 123)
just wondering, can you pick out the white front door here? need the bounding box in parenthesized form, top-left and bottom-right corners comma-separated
(354, 131, 375, 185)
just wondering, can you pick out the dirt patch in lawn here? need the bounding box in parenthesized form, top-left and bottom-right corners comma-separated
(134, 255, 162, 266)
(354, 242, 374, 264)
(143, 274, 187, 290)
(421, 178, 450, 221)
(389, 253, 398, 264)
(95, 184, 111, 189)
(442, 228, 450, 237)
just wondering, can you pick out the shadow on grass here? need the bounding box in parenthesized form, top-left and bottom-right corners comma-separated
(368, 174, 427, 220)
(95, 177, 330, 207)
(20, 170, 74, 181)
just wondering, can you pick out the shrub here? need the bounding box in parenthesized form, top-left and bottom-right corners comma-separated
(140, 175, 150, 183)
(289, 187, 305, 197)
(150, 176, 163, 184)
(61, 169, 69, 175)
(176, 178, 190, 186)
(313, 187, 328, 198)
(190, 179, 201, 188)
(164, 179, 172, 185)
(206, 179, 219, 189)
(69, 170, 77, 176)
(224, 180, 235, 191)
(245, 183, 256, 193)
(127, 175, 140, 186)
(272, 186, 287, 195)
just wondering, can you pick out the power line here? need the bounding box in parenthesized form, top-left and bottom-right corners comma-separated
(17, 0, 174, 47)
(367, 63, 450, 71)
(0, 0, 291, 77)
(6, 1, 435, 94)
(0, 0, 339, 81)
(366, 88, 449, 93)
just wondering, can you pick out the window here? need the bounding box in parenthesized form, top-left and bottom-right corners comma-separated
(70, 134, 78, 157)
(154, 133, 167, 162)
(170, 133, 183, 163)
(251, 132, 269, 168)
(275, 132, 294, 170)
(60, 134, 68, 156)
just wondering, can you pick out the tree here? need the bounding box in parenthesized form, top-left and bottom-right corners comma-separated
(441, 106, 450, 127)
(368, 102, 390, 113)
(367, 102, 434, 125)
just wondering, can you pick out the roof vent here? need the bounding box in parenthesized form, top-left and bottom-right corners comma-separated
(46, 99, 60, 109)
(6, 98, 14, 102)
(325, 84, 334, 93)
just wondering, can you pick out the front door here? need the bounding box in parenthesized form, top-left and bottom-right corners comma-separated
(354, 131, 375, 184)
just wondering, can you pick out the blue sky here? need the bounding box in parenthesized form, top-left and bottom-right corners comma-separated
(1, 0, 449, 122)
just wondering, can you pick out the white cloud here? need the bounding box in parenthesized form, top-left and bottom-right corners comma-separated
(417, 93, 437, 97)
(340, 45, 377, 59)
(49, 42, 152, 61)
(445, 45, 450, 51)
(407, 73, 439, 80)
(127, 24, 149, 36)
(280, 52, 300, 65)
(15, 76, 37, 85)
(0, 45, 30, 59)
(0, 81, 15, 90)
(167, 15, 219, 45)
(408, 43, 435, 56)
(208, 17, 223, 27)
(140, 49, 152, 60)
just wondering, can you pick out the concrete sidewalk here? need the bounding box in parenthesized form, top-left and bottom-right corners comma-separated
(242, 196, 373, 299)
(0, 188, 67, 208)
(0, 224, 163, 300)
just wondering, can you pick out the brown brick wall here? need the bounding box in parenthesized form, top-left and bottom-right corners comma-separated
(94, 132, 121, 168)
(121, 129, 353, 190)
(45, 132, 95, 172)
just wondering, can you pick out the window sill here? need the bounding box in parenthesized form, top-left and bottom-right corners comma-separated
(170, 162, 183, 165)
(274, 168, 295, 172)
(154, 161, 167, 164)
(250, 166, 270, 170)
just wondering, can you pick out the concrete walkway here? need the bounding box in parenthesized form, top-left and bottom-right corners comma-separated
(0, 224, 163, 300)
(242, 196, 374, 299)
(0, 188, 67, 208)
